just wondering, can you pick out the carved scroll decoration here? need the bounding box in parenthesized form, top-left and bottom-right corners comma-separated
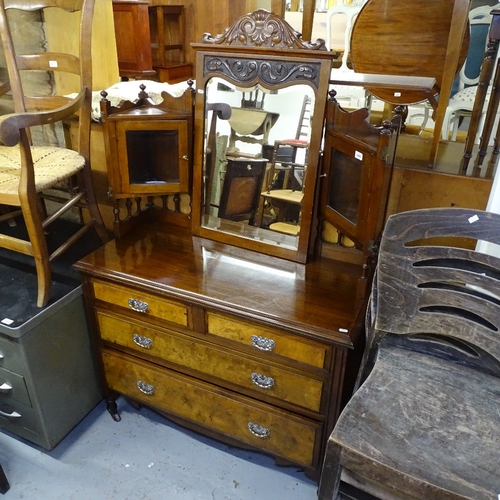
(204, 56, 321, 88)
(201, 9, 326, 51)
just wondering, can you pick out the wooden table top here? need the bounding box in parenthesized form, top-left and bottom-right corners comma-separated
(75, 224, 363, 347)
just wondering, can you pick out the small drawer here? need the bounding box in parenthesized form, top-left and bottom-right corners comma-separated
(97, 311, 324, 412)
(0, 335, 24, 373)
(0, 367, 30, 407)
(207, 313, 328, 369)
(92, 280, 189, 328)
(102, 349, 320, 467)
(0, 399, 39, 436)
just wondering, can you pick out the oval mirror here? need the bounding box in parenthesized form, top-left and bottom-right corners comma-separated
(191, 10, 334, 263)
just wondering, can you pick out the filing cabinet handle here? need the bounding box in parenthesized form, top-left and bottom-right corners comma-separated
(0, 382, 12, 391)
(0, 409, 21, 418)
(133, 334, 153, 349)
(128, 298, 148, 313)
(136, 380, 155, 395)
(247, 422, 270, 439)
(0, 351, 3, 360)
(251, 372, 275, 389)
(250, 335, 276, 352)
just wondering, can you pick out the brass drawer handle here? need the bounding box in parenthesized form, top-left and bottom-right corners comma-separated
(0, 409, 21, 418)
(0, 382, 12, 391)
(133, 334, 153, 349)
(250, 335, 276, 352)
(248, 422, 270, 439)
(251, 372, 275, 389)
(136, 380, 155, 395)
(128, 298, 148, 313)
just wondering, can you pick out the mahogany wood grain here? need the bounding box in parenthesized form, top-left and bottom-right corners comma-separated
(76, 224, 361, 345)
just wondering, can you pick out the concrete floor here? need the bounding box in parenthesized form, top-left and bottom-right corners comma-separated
(0, 397, 319, 500)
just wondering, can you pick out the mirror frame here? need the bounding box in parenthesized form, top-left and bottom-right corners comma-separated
(191, 9, 334, 263)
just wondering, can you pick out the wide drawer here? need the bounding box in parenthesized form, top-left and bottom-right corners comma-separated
(98, 311, 324, 412)
(92, 280, 189, 328)
(0, 366, 30, 407)
(207, 312, 328, 369)
(102, 349, 319, 467)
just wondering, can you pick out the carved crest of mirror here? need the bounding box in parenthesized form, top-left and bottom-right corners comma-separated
(191, 9, 334, 263)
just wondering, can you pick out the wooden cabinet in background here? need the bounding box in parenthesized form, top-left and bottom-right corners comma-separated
(149, 5, 193, 82)
(112, 0, 156, 79)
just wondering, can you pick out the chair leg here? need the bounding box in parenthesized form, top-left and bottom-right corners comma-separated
(317, 440, 343, 500)
(0, 465, 10, 494)
(79, 167, 109, 244)
(22, 197, 52, 308)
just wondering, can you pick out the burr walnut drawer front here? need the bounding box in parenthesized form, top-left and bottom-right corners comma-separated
(0, 367, 30, 407)
(102, 349, 320, 467)
(92, 281, 189, 328)
(207, 312, 328, 369)
(97, 310, 324, 412)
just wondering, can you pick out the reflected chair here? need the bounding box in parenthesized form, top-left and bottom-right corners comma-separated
(218, 158, 268, 225)
(256, 139, 309, 236)
(318, 207, 500, 500)
(0, 0, 108, 307)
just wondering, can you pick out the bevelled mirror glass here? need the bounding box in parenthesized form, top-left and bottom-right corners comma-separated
(191, 9, 333, 263)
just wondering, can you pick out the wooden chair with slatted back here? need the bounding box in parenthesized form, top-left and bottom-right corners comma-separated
(0, 0, 108, 307)
(318, 207, 500, 500)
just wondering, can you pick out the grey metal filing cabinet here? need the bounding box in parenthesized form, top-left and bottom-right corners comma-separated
(0, 286, 101, 450)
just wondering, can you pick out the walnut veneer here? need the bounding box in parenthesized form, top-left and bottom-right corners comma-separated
(75, 224, 364, 477)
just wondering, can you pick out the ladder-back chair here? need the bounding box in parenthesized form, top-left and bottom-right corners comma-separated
(318, 207, 500, 500)
(0, 0, 108, 307)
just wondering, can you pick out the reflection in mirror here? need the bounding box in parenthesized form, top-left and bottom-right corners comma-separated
(202, 79, 315, 251)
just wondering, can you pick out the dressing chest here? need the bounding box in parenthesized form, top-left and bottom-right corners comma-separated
(75, 10, 402, 478)
(75, 225, 362, 476)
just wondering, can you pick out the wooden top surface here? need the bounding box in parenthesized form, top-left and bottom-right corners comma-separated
(75, 224, 362, 346)
(350, 0, 469, 104)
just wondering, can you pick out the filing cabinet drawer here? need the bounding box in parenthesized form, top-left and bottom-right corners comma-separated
(207, 312, 328, 369)
(97, 310, 324, 412)
(0, 399, 39, 436)
(0, 367, 30, 407)
(93, 281, 189, 328)
(102, 349, 320, 467)
(0, 335, 24, 374)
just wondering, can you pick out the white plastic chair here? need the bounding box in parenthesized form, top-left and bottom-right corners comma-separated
(412, 6, 494, 141)
(441, 6, 494, 141)
(326, 0, 371, 109)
